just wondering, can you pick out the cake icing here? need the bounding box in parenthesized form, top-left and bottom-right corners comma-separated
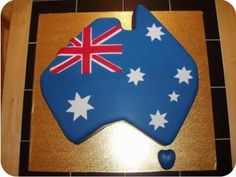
(41, 4, 198, 169)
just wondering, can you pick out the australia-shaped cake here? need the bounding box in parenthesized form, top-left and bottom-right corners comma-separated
(41, 5, 198, 150)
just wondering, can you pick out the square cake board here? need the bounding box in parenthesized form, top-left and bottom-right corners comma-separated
(29, 11, 216, 172)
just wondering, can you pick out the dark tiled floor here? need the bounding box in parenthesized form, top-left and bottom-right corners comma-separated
(29, 0, 76, 42)
(171, 0, 219, 39)
(124, 0, 169, 11)
(211, 88, 230, 139)
(207, 41, 225, 86)
(24, 44, 36, 89)
(77, 0, 122, 12)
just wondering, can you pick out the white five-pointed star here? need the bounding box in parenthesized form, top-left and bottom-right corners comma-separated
(174, 66, 193, 84)
(146, 23, 165, 41)
(149, 110, 168, 130)
(168, 91, 180, 102)
(127, 67, 145, 86)
(66, 92, 94, 121)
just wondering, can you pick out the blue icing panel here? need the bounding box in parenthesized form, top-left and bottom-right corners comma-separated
(41, 4, 198, 145)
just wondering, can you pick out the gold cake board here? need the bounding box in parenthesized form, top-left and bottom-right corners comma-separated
(29, 11, 216, 172)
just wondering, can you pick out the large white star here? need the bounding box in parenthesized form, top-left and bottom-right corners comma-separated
(127, 67, 145, 86)
(174, 66, 193, 84)
(168, 91, 180, 102)
(146, 23, 165, 41)
(66, 92, 94, 121)
(149, 110, 168, 130)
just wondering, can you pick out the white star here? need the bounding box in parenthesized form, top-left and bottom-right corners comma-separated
(127, 67, 145, 86)
(174, 66, 193, 84)
(149, 110, 168, 130)
(168, 91, 180, 102)
(66, 92, 94, 121)
(146, 23, 165, 41)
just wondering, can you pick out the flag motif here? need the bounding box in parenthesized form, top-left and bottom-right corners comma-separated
(41, 5, 198, 145)
(50, 26, 122, 74)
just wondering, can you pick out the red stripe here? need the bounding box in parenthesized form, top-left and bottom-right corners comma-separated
(50, 56, 81, 74)
(81, 27, 91, 73)
(57, 45, 122, 55)
(57, 47, 83, 55)
(70, 37, 82, 46)
(92, 25, 121, 45)
(91, 45, 122, 53)
(92, 54, 122, 72)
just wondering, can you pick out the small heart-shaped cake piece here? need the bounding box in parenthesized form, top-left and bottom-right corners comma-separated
(158, 149, 176, 170)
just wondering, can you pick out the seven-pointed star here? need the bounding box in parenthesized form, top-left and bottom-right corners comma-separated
(149, 110, 168, 130)
(146, 23, 165, 41)
(127, 67, 145, 86)
(66, 92, 94, 121)
(174, 66, 193, 84)
(168, 91, 180, 102)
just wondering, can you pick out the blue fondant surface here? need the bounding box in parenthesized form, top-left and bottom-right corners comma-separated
(41, 5, 198, 145)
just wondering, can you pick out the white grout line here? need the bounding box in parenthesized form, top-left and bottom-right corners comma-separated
(122, 0, 124, 11)
(179, 171, 181, 176)
(21, 140, 30, 142)
(211, 86, 226, 88)
(169, 0, 172, 11)
(24, 89, 33, 91)
(28, 41, 37, 44)
(69, 172, 72, 176)
(75, 0, 78, 12)
(215, 138, 230, 141)
(206, 39, 221, 41)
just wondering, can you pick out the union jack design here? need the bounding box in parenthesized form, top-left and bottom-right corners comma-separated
(50, 25, 123, 74)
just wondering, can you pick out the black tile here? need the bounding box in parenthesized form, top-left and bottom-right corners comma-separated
(77, 0, 122, 12)
(181, 170, 220, 176)
(22, 171, 70, 176)
(30, 0, 76, 42)
(71, 172, 124, 176)
(19, 142, 30, 175)
(171, 0, 219, 39)
(24, 44, 36, 89)
(126, 171, 179, 176)
(207, 41, 225, 86)
(181, 140, 232, 176)
(215, 140, 232, 176)
(19, 142, 70, 176)
(211, 88, 230, 139)
(124, 0, 169, 11)
(21, 91, 32, 141)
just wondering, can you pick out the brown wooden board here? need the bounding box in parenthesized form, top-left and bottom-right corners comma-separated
(1, 0, 32, 175)
(216, 0, 236, 166)
(29, 12, 216, 172)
